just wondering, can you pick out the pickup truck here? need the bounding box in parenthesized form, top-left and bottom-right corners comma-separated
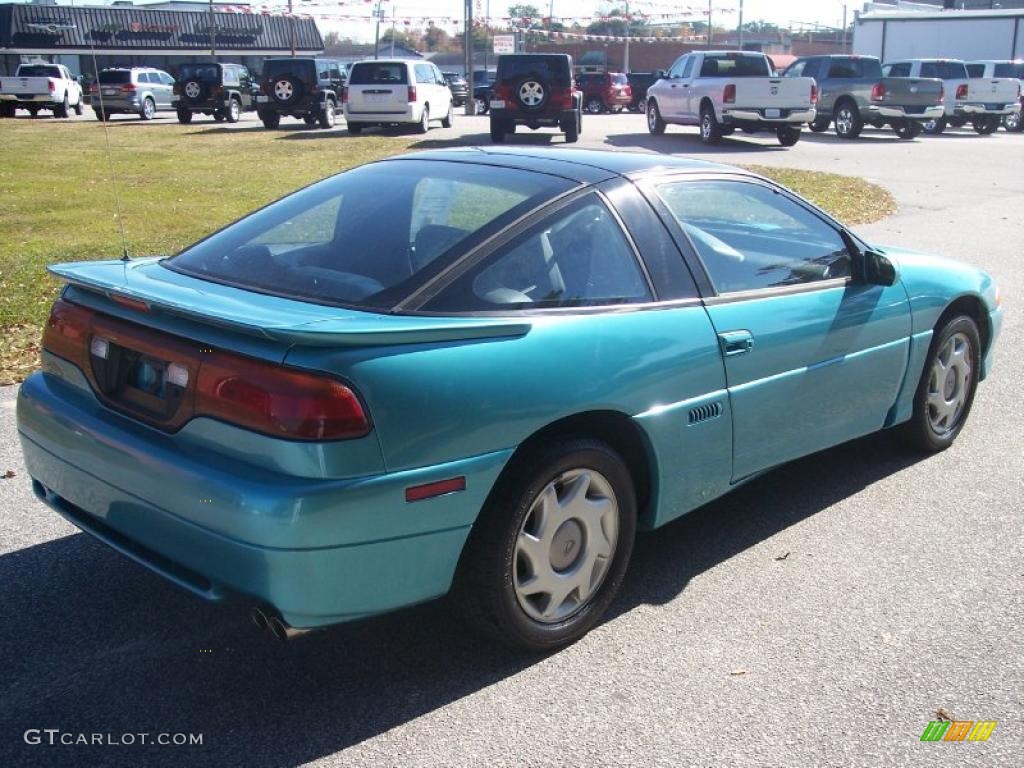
(0, 63, 84, 118)
(966, 60, 1024, 131)
(783, 54, 943, 140)
(646, 50, 817, 146)
(882, 59, 1021, 135)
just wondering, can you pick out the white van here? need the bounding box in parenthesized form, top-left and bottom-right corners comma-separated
(344, 60, 453, 134)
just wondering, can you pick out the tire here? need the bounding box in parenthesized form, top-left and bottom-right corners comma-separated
(922, 117, 946, 135)
(54, 95, 69, 119)
(901, 315, 981, 453)
(585, 96, 604, 114)
(513, 76, 549, 112)
(452, 438, 637, 652)
(893, 119, 922, 140)
(318, 98, 336, 129)
(214, 112, 226, 123)
(417, 105, 429, 134)
(303, 114, 318, 127)
(182, 79, 205, 103)
(564, 113, 579, 143)
(809, 116, 830, 132)
(699, 103, 723, 145)
(93, 108, 107, 122)
(646, 99, 666, 135)
(490, 116, 507, 143)
(176, 108, 193, 125)
(347, 122, 363, 134)
(27, 106, 39, 117)
(971, 116, 998, 135)
(475, 97, 489, 115)
(140, 97, 155, 121)
(225, 97, 241, 124)
(441, 102, 454, 128)
(636, 97, 647, 115)
(0, 103, 15, 118)
(777, 125, 802, 146)
(1003, 110, 1022, 132)
(260, 111, 280, 129)
(270, 75, 302, 106)
(73, 97, 83, 116)
(833, 100, 863, 139)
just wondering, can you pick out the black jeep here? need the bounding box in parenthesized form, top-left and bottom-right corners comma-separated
(257, 58, 345, 129)
(488, 54, 581, 143)
(173, 62, 254, 124)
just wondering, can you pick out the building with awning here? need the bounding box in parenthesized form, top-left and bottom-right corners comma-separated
(0, 2, 324, 78)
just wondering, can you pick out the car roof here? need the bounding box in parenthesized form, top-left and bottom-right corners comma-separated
(387, 147, 742, 184)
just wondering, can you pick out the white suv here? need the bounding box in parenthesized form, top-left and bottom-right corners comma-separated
(344, 60, 453, 134)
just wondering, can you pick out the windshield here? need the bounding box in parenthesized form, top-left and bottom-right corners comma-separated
(700, 54, 770, 77)
(165, 160, 573, 310)
(17, 65, 61, 78)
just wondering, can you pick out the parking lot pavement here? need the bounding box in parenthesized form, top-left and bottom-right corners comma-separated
(0, 114, 1021, 768)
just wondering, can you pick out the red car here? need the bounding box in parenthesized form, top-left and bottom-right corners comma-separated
(577, 72, 632, 113)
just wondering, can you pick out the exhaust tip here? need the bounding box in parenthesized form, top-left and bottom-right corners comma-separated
(251, 606, 270, 632)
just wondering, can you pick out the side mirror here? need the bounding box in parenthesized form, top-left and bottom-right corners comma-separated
(863, 249, 897, 286)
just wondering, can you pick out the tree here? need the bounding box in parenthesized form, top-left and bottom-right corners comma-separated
(508, 4, 540, 23)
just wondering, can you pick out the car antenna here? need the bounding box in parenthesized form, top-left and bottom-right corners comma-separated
(86, 38, 130, 262)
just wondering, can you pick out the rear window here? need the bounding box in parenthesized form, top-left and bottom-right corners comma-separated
(165, 160, 573, 311)
(921, 61, 968, 80)
(349, 62, 408, 85)
(98, 70, 132, 84)
(699, 54, 771, 78)
(994, 62, 1024, 79)
(611, 73, 628, 85)
(263, 59, 315, 79)
(17, 65, 61, 78)
(497, 56, 571, 86)
(178, 64, 221, 82)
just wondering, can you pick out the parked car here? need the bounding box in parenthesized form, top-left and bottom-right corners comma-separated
(646, 51, 817, 146)
(882, 59, 1020, 134)
(489, 54, 581, 143)
(577, 72, 632, 113)
(0, 63, 83, 118)
(625, 70, 665, 113)
(257, 57, 344, 129)
(344, 60, 452, 134)
(471, 70, 496, 114)
(173, 62, 254, 124)
(442, 71, 469, 107)
(88, 67, 175, 121)
(966, 60, 1024, 132)
(19, 147, 1002, 651)
(783, 55, 943, 140)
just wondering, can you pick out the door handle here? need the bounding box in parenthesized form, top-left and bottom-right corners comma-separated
(670, 84, 677, 88)
(682, 84, 690, 87)
(718, 330, 755, 357)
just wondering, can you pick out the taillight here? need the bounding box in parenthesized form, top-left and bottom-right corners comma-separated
(341, 86, 348, 104)
(810, 83, 818, 104)
(121, 83, 136, 93)
(42, 300, 91, 371)
(938, 85, 944, 102)
(550, 86, 573, 109)
(723, 83, 736, 104)
(408, 85, 417, 102)
(173, 83, 181, 95)
(89, 83, 98, 94)
(259, 81, 268, 95)
(956, 83, 968, 100)
(196, 352, 370, 441)
(48, 80, 55, 93)
(870, 82, 885, 102)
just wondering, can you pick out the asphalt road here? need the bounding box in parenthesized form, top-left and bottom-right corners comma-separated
(0, 112, 1021, 768)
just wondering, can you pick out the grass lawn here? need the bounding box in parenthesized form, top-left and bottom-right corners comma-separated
(0, 118, 895, 384)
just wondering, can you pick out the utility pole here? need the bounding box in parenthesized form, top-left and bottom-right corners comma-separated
(208, 0, 216, 60)
(706, 0, 712, 49)
(483, 0, 490, 76)
(464, 0, 475, 114)
(623, 1, 630, 73)
(288, 0, 295, 57)
(391, 6, 396, 57)
(738, 0, 744, 49)
(373, 1, 382, 60)
(842, 4, 848, 53)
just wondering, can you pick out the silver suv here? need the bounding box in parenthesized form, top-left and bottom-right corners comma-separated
(90, 67, 175, 121)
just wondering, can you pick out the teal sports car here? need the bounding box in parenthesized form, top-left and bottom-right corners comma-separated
(17, 148, 1002, 651)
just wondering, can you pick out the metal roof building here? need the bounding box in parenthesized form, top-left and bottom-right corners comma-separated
(853, 8, 1024, 60)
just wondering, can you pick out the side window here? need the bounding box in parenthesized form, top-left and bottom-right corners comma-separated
(252, 195, 343, 251)
(680, 56, 695, 79)
(160, 72, 175, 85)
(223, 67, 240, 86)
(883, 62, 910, 77)
(328, 64, 342, 81)
(828, 59, 858, 78)
(667, 56, 688, 79)
(318, 62, 331, 80)
(425, 196, 652, 311)
(784, 60, 807, 78)
(966, 64, 984, 78)
(920, 62, 939, 79)
(657, 181, 852, 294)
(415, 64, 433, 84)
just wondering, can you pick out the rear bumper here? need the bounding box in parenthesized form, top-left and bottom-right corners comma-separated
(722, 107, 815, 124)
(871, 104, 944, 120)
(492, 107, 576, 126)
(172, 98, 233, 112)
(0, 94, 57, 105)
(17, 368, 511, 628)
(343, 104, 419, 123)
(953, 103, 1020, 116)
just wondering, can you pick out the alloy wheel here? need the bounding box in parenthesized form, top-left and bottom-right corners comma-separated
(836, 107, 853, 135)
(184, 81, 201, 100)
(513, 468, 619, 623)
(274, 79, 293, 101)
(518, 81, 545, 107)
(926, 332, 973, 436)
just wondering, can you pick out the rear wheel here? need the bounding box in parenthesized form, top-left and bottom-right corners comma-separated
(54, 95, 69, 119)
(453, 438, 637, 652)
(347, 122, 363, 134)
(1003, 110, 1022, 132)
(176, 107, 193, 124)
(809, 116, 830, 132)
(140, 97, 155, 121)
(893, 119, 922, 140)
(318, 98, 336, 129)
(93, 108, 107, 122)
(490, 116, 507, 143)
(213, 111, 226, 123)
(902, 316, 980, 453)
(442, 101, 454, 128)
(647, 99, 666, 135)
(0, 103, 16, 118)
(922, 116, 946, 135)
(417, 105, 430, 134)
(303, 114, 318, 127)
(564, 113, 579, 143)
(777, 124, 801, 146)
(699, 103, 723, 145)
(585, 96, 604, 114)
(833, 100, 863, 139)
(260, 111, 280, 129)
(27, 106, 39, 117)
(475, 97, 489, 115)
(972, 115, 998, 134)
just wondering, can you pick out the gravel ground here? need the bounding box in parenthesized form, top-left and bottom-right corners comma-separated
(0, 115, 1021, 768)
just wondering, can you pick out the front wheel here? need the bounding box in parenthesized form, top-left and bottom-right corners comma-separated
(453, 439, 637, 652)
(475, 97, 489, 115)
(893, 119, 922, 140)
(833, 101, 863, 139)
(647, 99, 666, 135)
(922, 117, 946, 135)
(777, 125, 802, 146)
(225, 97, 241, 124)
(902, 316, 980, 453)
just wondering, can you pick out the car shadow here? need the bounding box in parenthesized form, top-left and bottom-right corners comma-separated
(603, 131, 793, 153)
(0, 430, 924, 767)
